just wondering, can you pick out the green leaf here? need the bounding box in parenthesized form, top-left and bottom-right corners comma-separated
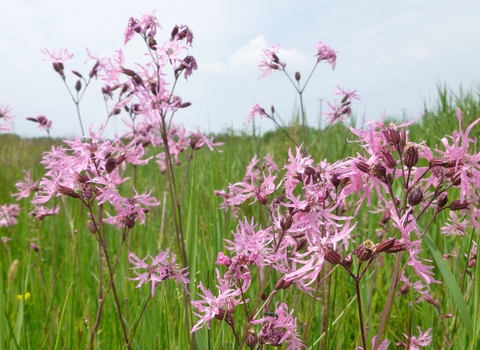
(424, 233, 473, 339)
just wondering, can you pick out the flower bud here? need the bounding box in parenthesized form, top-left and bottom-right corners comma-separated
(383, 126, 401, 145)
(404, 146, 419, 169)
(324, 250, 342, 265)
(246, 329, 258, 349)
(408, 187, 423, 207)
(400, 284, 410, 295)
(72, 70, 83, 78)
(372, 164, 387, 182)
(105, 158, 116, 173)
(451, 171, 462, 186)
(436, 192, 448, 210)
(468, 258, 476, 268)
(280, 213, 293, 231)
(295, 237, 307, 252)
(271, 105, 275, 114)
(375, 238, 396, 253)
(381, 209, 391, 224)
(295, 71, 301, 81)
(450, 200, 470, 211)
(275, 277, 293, 291)
(381, 151, 396, 169)
(87, 220, 97, 233)
(75, 80, 82, 92)
(355, 161, 370, 173)
(214, 308, 234, 327)
(356, 240, 375, 262)
(330, 172, 341, 187)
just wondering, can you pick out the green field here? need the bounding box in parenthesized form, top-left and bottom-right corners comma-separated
(1, 84, 480, 349)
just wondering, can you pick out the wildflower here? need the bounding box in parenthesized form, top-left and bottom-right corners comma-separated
(41, 47, 73, 63)
(17, 292, 31, 301)
(0, 105, 15, 133)
(258, 44, 286, 78)
(0, 204, 22, 227)
(26, 115, 52, 132)
(314, 41, 337, 69)
(128, 249, 189, 297)
(12, 170, 39, 200)
(247, 103, 268, 123)
(251, 302, 306, 349)
(29, 205, 59, 221)
(403, 327, 432, 349)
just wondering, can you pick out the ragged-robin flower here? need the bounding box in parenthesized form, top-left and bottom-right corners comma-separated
(258, 44, 286, 78)
(12, 170, 38, 200)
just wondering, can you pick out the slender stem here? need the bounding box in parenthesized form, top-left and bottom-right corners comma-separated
(127, 295, 152, 346)
(355, 278, 367, 350)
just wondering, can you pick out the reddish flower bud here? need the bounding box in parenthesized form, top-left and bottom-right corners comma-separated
(274, 277, 293, 291)
(180, 102, 191, 108)
(246, 329, 258, 349)
(372, 164, 387, 182)
(356, 240, 375, 261)
(436, 192, 448, 210)
(381, 151, 397, 169)
(271, 105, 275, 114)
(324, 250, 342, 265)
(330, 172, 341, 187)
(404, 146, 419, 168)
(408, 187, 423, 206)
(295, 71, 301, 81)
(105, 158, 116, 173)
(468, 258, 476, 268)
(400, 284, 410, 295)
(87, 220, 97, 233)
(295, 238, 307, 252)
(450, 200, 470, 211)
(75, 80, 82, 92)
(355, 161, 370, 173)
(451, 171, 462, 186)
(280, 213, 293, 231)
(375, 237, 396, 253)
(382, 126, 401, 145)
(381, 209, 391, 224)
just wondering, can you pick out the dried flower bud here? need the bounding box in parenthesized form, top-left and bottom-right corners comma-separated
(450, 200, 470, 211)
(355, 161, 370, 173)
(75, 80, 82, 92)
(246, 329, 258, 349)
(408, 187, 423, 206)
(148, 36, 157, 50)
(381, 151, 396, 169)
(404, 146, 419, 168)
(375, 238, 396, 253)
(295, 71, 301, 81)
(324, 250, 342, 265)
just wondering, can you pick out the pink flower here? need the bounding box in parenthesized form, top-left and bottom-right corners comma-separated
(128, 249, 188, 297)
(403, 327, 432, 349)
(29, 205, 59, 221)
(258, 44, 286, 78)
(12, 170, 39, 200)
(41, 47, 73, 63)
(0, 105, 14, 133)
(26, 116, 52, 131)
(314, 42, 337, 69)
(247, 103, 268, 123)
(0, 204, 21, 227)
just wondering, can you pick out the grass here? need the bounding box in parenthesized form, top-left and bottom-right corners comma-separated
(1, 84, 480, 349)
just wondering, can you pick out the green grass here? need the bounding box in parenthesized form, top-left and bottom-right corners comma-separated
(1, 84, 480, 349)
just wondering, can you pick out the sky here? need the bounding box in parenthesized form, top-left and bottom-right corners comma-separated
(1, 0, 479, 139)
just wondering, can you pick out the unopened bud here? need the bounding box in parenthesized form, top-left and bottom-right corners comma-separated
(274, 277, 293, 291)
(246, 329, 258, 349)
(451, 171, 462, 186)
(381, 151, 396, 169)
(179, 102, 191, 108)
(105, 158, 116, 173)
(148, 36, 157, 50)
(355, 161, 370, 173)
(295, 71, 301, 81)
(295, 237, 307, 251)
(271, 105, 275, 114)
(381, 209, 391, 224)
(383, 126, 401, 145)
(468, 258, 476, 268)
(408, 187, 423, 206)
(436, 192, 448, 210)
(400, 284, 410, 295)
(356, 240, 375, 261)
(450, 200, 470, 211)
(87, 220, 97, 233)
(256, 191, 268, 205)
(404, 146, 419, 168)
(75, 80, 82, 92)
(324, 250, 342, 265)
(372, 164, 387, 182)
(122, 68, 136, 77)
(125, 216, 136, 228)
(375, 238, 396, 253)
(72, 70, 83, 78)
(330, 172, 341, 187)
(280, 213, 293, 231)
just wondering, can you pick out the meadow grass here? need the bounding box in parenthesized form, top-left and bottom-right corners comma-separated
(1, 84, 480, 349)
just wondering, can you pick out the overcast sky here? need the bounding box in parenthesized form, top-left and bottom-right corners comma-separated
(1, 0, 479, 138)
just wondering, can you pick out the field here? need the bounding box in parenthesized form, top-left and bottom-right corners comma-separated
(1, 84, 480, 349)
